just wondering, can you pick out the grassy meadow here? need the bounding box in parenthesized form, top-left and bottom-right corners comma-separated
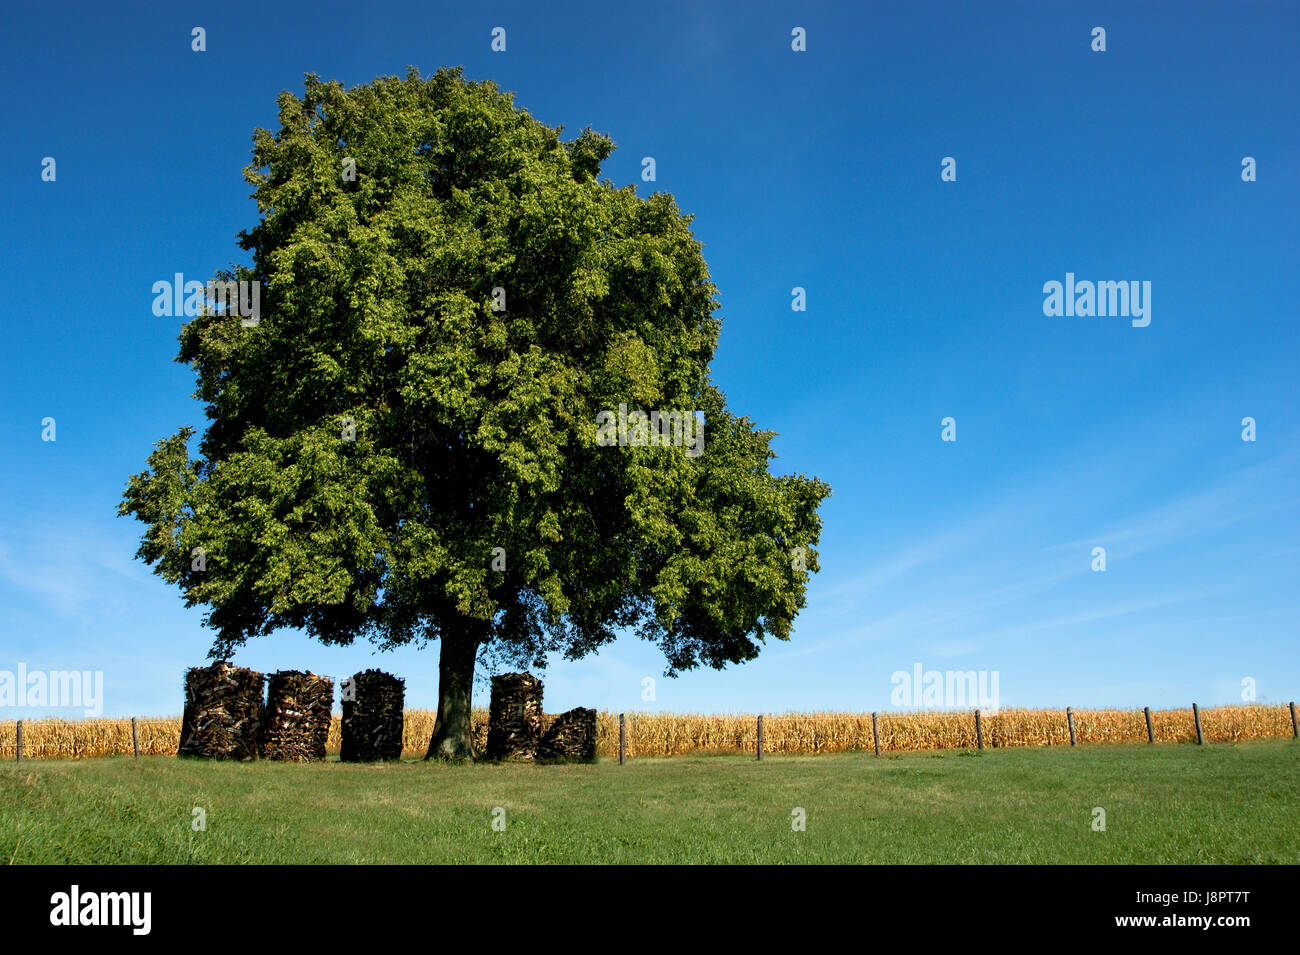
(2, 740, 1295, 864)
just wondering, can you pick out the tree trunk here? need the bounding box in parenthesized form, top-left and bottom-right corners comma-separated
(425, 625, 481, 761)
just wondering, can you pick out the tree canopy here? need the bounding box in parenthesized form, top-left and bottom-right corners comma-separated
(120, 67, 830, 757)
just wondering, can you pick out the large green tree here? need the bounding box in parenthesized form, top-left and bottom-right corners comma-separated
(121, 67, 829, 759)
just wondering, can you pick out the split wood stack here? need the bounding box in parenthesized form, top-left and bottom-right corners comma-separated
(340, 669, 405, 762)
(485, 673, 544, 760)
(177, 661, 265, 760)
(538, 706, 597, 762)
(261, 670, 334, 762)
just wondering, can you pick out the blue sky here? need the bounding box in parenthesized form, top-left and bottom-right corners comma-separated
(2, 0, 1297, 720)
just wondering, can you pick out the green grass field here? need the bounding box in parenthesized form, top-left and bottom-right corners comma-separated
(2, 740, 1296, 864)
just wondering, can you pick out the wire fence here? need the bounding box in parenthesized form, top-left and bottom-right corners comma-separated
(606, 703, 1298, 759)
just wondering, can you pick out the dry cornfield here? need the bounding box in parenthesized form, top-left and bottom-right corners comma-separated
(0, 703, 1294, 760)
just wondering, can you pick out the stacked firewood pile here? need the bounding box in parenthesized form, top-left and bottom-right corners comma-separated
(261, 670, 334, 761)
(178, 661, 265, 760)
(485, 673, 544, 759)
(340, 669, 405, 762)
(173, 661, 598, 763)
(537, 707, 597, 762)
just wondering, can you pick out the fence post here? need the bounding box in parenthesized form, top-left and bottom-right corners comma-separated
(16, 719, 22, 763)
(131, 717, 140, 758)
(871, 712, 880, 756)
(974, 709, 983, 750)
(1291, 702, 1298, 739)
(1144, 706, 1154, 743)
(1193, 702, 1204, 745)
(618, 713, 625, 765)
(1066, 706, 1077, 747)
(756, 714, 764, 761)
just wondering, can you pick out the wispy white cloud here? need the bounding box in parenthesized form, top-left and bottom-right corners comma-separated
(790, 440, 1298, 667)
(0, 526, 153, 629)
(1047, 456, 1295, 561)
